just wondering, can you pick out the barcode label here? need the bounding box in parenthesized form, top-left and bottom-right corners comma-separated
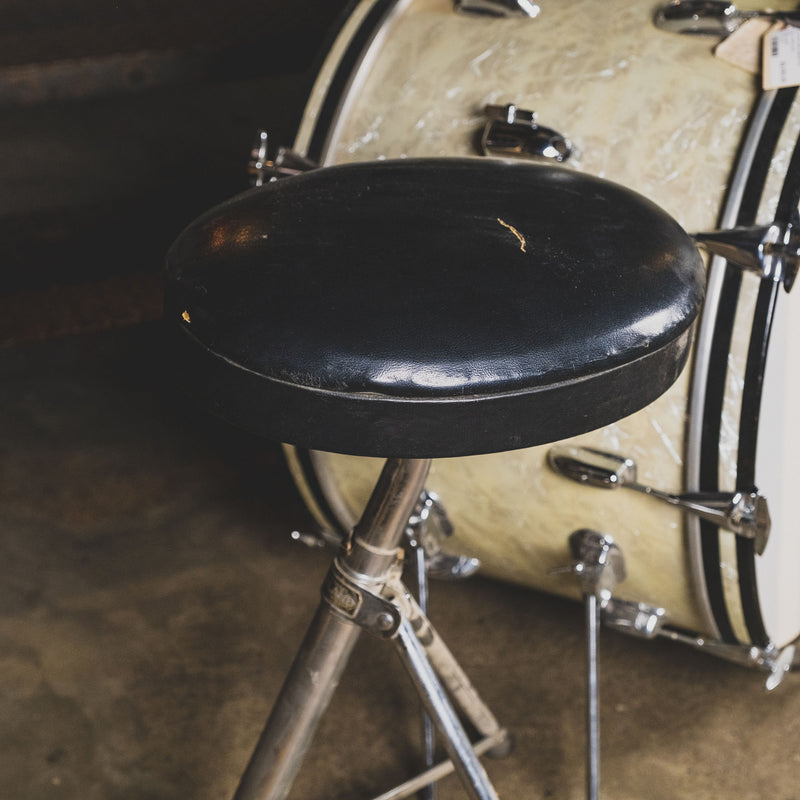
(764, 25, 800, 89)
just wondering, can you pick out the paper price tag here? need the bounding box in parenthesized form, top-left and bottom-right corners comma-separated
(764, 23, 800, 89)
(715, 18, 774, 74)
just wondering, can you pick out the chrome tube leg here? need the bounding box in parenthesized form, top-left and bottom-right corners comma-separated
(394, 618, 500, 800)
(232, 458, 431, 800)
(233, 607, 362, 800)
(585, 593, 600, 800)
(390, 586, 507, 748)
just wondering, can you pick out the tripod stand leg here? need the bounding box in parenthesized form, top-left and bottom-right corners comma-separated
(393, 618, 500, 800)
(233, 607, 362, 800)
(232, 458, 431, 800)
(388, 582, 508, 753)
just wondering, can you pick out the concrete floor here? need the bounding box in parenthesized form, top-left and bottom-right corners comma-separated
(1, 325, 799, 800)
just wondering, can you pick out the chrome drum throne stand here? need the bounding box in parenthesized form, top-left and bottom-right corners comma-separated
(164, 158, 705, 800)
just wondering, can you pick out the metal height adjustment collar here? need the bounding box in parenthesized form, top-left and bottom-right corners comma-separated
(322, 561, 402, 638)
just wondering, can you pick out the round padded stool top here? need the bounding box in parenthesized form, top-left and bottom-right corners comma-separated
(165, 158, 704, 458)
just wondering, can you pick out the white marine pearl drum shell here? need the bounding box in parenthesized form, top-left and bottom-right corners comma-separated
(285, 0, 800, 652)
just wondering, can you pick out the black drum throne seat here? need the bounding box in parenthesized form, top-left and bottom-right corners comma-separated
(164, 158, 704, 800)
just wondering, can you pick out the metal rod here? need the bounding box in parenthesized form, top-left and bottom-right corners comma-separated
(585, 593, 600, 800)
(391, 584, 506, 742)
(370, 731, 509, 800)
(232, 606, 362, 800)
(346, 458, 433, 577)
(414, 546, 437, 800)
(393, 618, 500, 800)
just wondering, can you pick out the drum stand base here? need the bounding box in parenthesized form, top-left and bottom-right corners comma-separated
(232, 458, 509, 800)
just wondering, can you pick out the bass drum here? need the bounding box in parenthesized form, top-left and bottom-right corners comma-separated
(284, 0, 800, 661)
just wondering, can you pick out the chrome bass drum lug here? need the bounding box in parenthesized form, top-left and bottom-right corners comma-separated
(654, 1, 800, 37)
(481, 103, 573, 163)
(454, 0, 540, 18)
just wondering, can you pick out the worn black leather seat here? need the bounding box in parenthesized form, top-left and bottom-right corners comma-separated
(164, 158, 704, 458)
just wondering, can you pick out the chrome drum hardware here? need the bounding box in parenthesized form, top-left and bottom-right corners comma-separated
(481, 103, 573, 163)
(454, 0, 540, 17)
(248, 129, 318, 186)
(406, 491, 481, 581)
(547, 445, 771, 555)
(695, 222, 800, 290)
(601, 597, 796, 691)
(548, 466, 797, 692)
(654, 1, 800, 37)
(552, 530, 627, 800)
